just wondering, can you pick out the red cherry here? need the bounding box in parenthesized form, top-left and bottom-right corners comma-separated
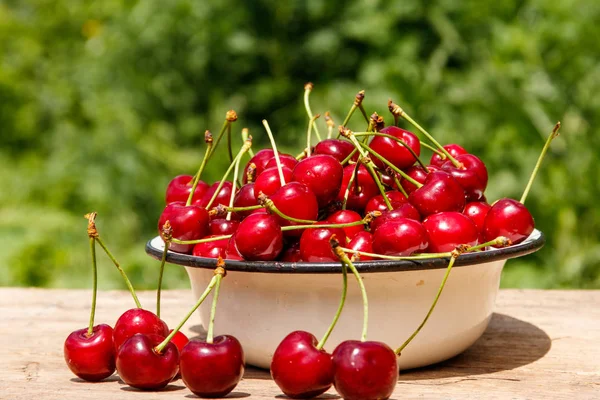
(364, 191, 407, 213)
(169, 330, 189, 354)
(331, 340, 398, 400)
(233, 183, 258, 219)
(243, 149, 277, 184)
(195, 181, 234, 208)
(116, 333, 179, 390)
(336, 164, 379, 213)
(430, 144, 468, 168)
(165, 175, 209, 205)
(64, 324, 115, 382)
(270, 182, 319, 238)
(326, 210, 364, 241)
(372, 219, 429, 256)
(265, 153, 298, 171)
(422, 212, 478, 253)
(299, 223, 347, 262)
(112, 308, 169, 353)
(292, 154, 344, 208)
(370, 203, 421, 233)
(192, 236, 229, 259)
(399, 165, 440, 195)
(209, 218, 239, 236)
(408, 171, 466, 218)
(254, 166, 294, 199)
(279, 241, 302, 262)
(463, 201, 492, 239)
(225, 236, 244, 260)
(158, 201, 210, 254)
(234, 213, 283, 261)
(314, 139, 357, 163)
(482, 198, 534, 245)
(348, 231, 374, 261)
(180, 335, 245, 398)
(271, 331, 333, 399)
(441, 154, 488, 201)
(369, 126, 421, 170)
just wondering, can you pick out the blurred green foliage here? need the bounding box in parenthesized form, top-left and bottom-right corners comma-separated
(0, 0, 598, 290)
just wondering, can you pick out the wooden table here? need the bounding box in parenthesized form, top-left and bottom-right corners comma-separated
(1, 288, 598, 399)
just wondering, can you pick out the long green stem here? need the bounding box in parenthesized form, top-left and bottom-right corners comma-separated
(172, 234, 232, 246)
(420, 141, 444, 157)
(345, 255, 369, 341)
(316, 261, 347, 350)
(262, 120, 286, 186)
(187, 137, 213, 206)
(341, 148, 358, 165)
(226, 124, 233, 164)
(306, 114, 319, 157)
(207, 120, 231, 162)
(341, 161, 360, 210)
(353, 132, 427, 169)
(241, 128, 254, 157)
(206, 273, 223, 344)
(392, 173, 409, 197)
(395, 253, 459, 355)
(226, 151, 243, 221)
(303, 83, 322, 141)
(520, 122, 561, 204)
(155, 273, 220, 354)
(87, 237, 97, 337)
(359, 141, 423, 188)
(156, 237, 169, 319)
(281, 219, 366, 232)
(95, 236, 141, 308)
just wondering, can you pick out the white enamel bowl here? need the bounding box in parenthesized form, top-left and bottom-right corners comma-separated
(146, 229, 544, 370)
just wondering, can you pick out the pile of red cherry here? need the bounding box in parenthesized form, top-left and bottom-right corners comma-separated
(64, 86, 559, 399)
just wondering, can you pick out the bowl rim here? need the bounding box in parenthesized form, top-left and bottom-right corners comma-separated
(144, 229, 545, 274)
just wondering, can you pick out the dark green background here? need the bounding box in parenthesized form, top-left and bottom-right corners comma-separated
(1, 0, 598, 290)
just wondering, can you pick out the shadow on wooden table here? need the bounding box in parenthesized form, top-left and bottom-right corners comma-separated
(399, 313, 552, 380)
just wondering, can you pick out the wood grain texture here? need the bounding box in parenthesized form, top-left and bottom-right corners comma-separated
(0, 288, 598, 399)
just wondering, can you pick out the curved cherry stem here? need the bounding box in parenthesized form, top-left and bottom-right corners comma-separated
(241, 128, 254, 158)
(353, 132, 427, 169)
(520, 122, 561, 204)
(325, 112, 335, 139)
(226, 149, 244, 221)
(258, 194, 317, 224)
(281, 219, 368, 232)
(87, 237, 98, 337)
(341, 148, 358, 166)
(420, 141, 444, 158)
(95, 236, 141, 309)
(156, 221, 172, 319)
(332, 239, 369, 341)
(206, 272, 224, 344)
(317, 252, 347, 350)
(219, 204, 263, 213)
(305, 114, 320, 157)
(187, 133, 214, 206)
(395, 249, 461, 355)
(392, 173, 409, 197)
(155, 269, 222, 354)
(358, 141, 423, 188)
(341, 161, 360, 210)
(226, 124, 233, 164)
(303, 83, 322, 141)
(340, 90, 367, 128)
(172, 234, 232, 246)
(208, 120, 231, 162)
(262, 120, 286, 186)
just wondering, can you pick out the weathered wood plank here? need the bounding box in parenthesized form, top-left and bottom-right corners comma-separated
(0, 288, 598, 399)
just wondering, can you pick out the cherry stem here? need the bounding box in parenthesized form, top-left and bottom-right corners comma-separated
(325, 112, 335, 139)
(262, 120, 286, 187)
(392, 174, 409, 197)
(520, 122, 561, 204)
(206, 272, 224, 344)
(353, 132, 427, 169)
(316, 257, 347, 350)
(303, 83, 322, 141)
(281, 219, 368, 232)
(395, 249, 461, 355)
(420, 141, 444, 158)
(358, 105, 369, 126)
(226, 124, 233, 164)
(155, 269, 222, 354)
(341, 148, 358, 166)
(333, 240, 368, 341)
(305, 114, 320, 157)
(172, 234, 232, 246)
(220, 204, 263, 213)
(95, 236, 141, 309)
(208, 120, 231, 162)
(87, 237, 98, 337)
(259, 194, 317, 224)
(226, 149, 244, 221)
(187, 132, 214, 206)
(205, 138, 252, 210)
(156, 221, 172, 319)
(359, 141, 423, 188)
(341, 162, 359, 211)
(241, 128, 254, 157)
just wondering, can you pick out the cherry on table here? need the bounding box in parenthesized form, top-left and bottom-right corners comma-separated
(271, 331, 334, 399)
(112, 308, 169, 353)
(422, 212, 478, 253)
(165, 175, 209, 205)
(234, 212, 283, 261)
(331, 340, 398, 400)
(482, 198, 534, 245)
(64, 324, 115, 382)
(158, 201, 210, 254)
(408, 170, 466, 218)
(372, 218, 429, 256)
(180, 335, 245, 398)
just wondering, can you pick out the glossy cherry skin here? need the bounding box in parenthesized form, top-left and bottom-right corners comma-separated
(299, 223, 347, 262)
(225, 236, 244, 260)
(168, 329, 189, 380)
(279, 241, 302, 262)
(369, 126, 421, 170)
(408, 171, 466, 218)
(112, 308, 169, 353)
(326, 210, 364, 241)
(348, 231, 374, 261)
(180, 335, 245, 398)
(336, 164, 379, 213)
(331, 340, 398, 400)
(430, 144, 468, 167)
(314, 139, 357, 163)
(292, 154, 344, 208)
(364, 191, 407, 213)
(192, 236, 229, 259)
(270, 182, 319, 238)
(265, 153, 298, 171)
(271, 331, 333, 399)
(482, 198, 535, 245)
(158, 201, 210, 254)
(209, 218, 239, 236)
(399, 165, 441, 195)
(243, 149, 277, 184)
(254, 166, 294, 199)
(64, 324, 115, 381)
(165, 175, 209, 205)
(372, 219, 429, 256)
(195, 181, 234, 209)
(422, 212, 478, 253)
(463, 201, 492, 239)
(441, 153, 488, 201)
(116, 333, 179, 390)
(233, 183, 258, 219)
(370, 203, 421, 233)
(234, 212, 283, 261)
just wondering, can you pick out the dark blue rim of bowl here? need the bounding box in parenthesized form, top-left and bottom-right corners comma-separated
(145, 229, 545, 274)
